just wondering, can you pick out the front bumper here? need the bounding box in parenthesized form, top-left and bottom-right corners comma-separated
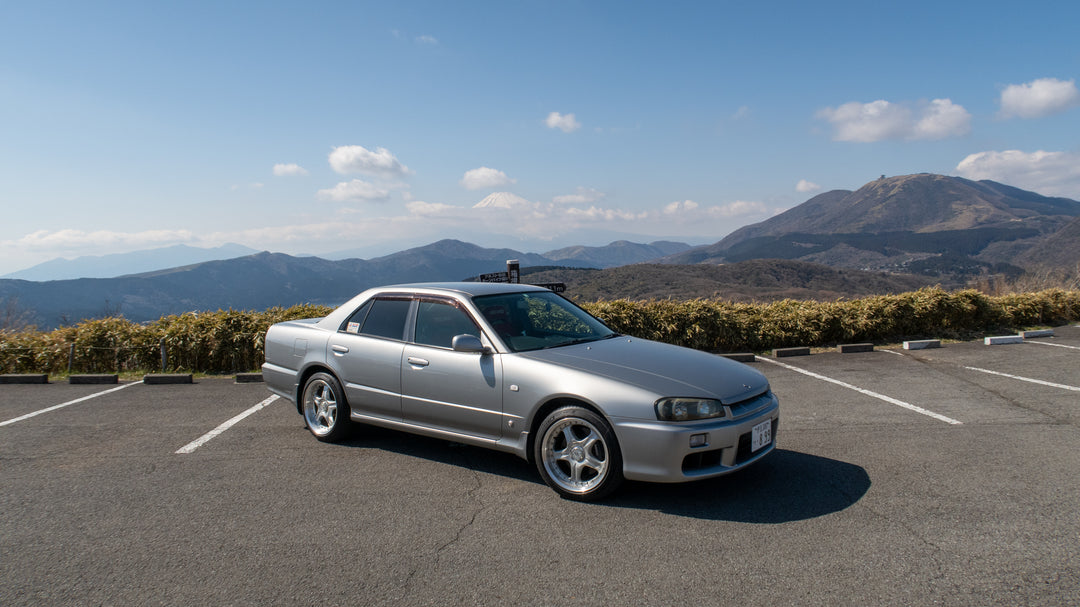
(611, 393, 779, 483)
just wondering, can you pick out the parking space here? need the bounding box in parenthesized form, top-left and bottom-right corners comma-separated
(1, 328, 1079, 605)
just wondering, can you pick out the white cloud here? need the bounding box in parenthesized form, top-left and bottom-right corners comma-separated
(564, 206, 648, 221)
(5, 229, 196, 254)
(406, 200, 459, 216)
(553, 187, 605, 204)
(328, 145, 411, 177)
(662, 199, 766, 219)
(912, 99, 971, 139)
(955, 149, 1080, 198)
(416, 35, 438, 45)
(999, 78, 1080, 119)
(708, 200, 768, 217)
(545, 112, 581, 133)
(460, 167, 516, 190)
(663, 200, 699, 214)
(817, 98, 970, 142)
(796, 179, 821, 193)
(273, 163, 309, 177)
(316, 179, 391, 202)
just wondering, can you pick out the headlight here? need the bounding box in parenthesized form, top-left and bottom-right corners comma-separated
(655, 397, 726, 421)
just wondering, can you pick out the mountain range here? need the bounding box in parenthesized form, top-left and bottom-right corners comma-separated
(0, 239, 688, 329)
(2, 173, 1078, 330)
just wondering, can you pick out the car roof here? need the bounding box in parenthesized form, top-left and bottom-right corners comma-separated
(373, 281, 550, 298)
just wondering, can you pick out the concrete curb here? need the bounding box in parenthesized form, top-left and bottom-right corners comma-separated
(773, 347, 811, 358)
(143, 374, 193, 385)
(840, 343, 874, 353)
(985, 335, 1024, 345)
(0, 374, 49, 384)
(1020, 329, 1054, 339)
(904, 340, 941, 350)
(70, 374, 119, 385)
(235, 373, 264, 383)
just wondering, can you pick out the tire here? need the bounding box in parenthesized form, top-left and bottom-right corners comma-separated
(534, 406, 623, 501)
(302, 372, 352, 442)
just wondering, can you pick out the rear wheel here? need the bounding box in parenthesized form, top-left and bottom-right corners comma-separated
(534, 406, 623, 501)
(302, 372, 351, 442)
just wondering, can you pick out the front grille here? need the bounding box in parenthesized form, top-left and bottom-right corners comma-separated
(727, 392, 772, 419)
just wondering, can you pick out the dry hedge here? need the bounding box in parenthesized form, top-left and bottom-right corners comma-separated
(1, 288, 1077, 374)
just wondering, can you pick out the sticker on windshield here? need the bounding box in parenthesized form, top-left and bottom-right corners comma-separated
(346, 322, 360, 334)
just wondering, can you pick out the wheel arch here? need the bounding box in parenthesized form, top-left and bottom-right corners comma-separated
(295, 364, 343, 414)
(525, 397, 612, 464)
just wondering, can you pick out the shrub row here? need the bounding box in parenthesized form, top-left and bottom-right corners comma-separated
(584, 287, 1080, 352)
(1, 288, 1077, 374)
(0, 304, 331, 375)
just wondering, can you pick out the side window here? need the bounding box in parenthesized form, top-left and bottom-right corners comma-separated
(359, 298, 411, 340)
(414, 301, 479, 349)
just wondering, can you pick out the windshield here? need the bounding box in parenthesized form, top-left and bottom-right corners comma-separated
(473, 291, 616, 352)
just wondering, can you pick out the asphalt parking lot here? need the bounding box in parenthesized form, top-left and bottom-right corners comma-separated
(2, 326, 1078, 606)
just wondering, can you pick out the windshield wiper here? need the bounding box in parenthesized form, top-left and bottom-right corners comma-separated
(541, 334, 618, 350)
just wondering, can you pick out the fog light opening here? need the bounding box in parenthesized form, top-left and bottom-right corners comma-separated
(689, 433, 708, 448)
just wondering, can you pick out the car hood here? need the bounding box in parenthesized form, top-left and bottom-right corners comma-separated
(521, 336, 768, 404)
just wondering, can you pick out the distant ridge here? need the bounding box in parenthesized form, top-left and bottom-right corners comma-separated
(2, 243, 259, 281)
(543, 240, 691, 268)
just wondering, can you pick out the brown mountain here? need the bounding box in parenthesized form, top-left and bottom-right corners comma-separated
(524, 260, 933, 302)
(666, 174, 1080, 279)
(1017, 216, 1080, 270)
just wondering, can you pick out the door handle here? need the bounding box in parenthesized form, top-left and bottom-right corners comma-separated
(332, 345, 349, 355)
(407, 357, 429, 367)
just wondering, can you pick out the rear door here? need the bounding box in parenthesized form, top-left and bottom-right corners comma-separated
(327, 296, 411, 422)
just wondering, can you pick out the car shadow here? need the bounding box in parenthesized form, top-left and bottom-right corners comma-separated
(337, 427, 869, 523)
(337, 424, 540, 484)
(606, 449, 871, 523)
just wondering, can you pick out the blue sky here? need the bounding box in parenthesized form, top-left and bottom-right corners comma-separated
(2, 0, 1079, 274)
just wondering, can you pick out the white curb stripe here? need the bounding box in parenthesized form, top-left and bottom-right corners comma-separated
(176, 394, 279, 454)
(758, 356, 962, 425)
(1026, 340, 1080, 351)
(963, 367, 1080, 393)
(0, 382, 142, 427)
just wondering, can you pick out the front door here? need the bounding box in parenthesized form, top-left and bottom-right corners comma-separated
(401, 299, 503, 440)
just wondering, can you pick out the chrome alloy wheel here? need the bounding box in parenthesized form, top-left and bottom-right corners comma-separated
(540, 417, 610, 494)
(303, 377, 339, 437)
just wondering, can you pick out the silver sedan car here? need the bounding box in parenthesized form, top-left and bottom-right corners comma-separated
(262, 282, 779, 501)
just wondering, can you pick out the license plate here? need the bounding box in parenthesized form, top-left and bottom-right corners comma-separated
(751, 419, 772, 452)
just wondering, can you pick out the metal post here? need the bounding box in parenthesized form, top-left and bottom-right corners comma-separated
(68, 343, 75, 374)
(507, 259, 520, 284)
(160, 338, 167, 372)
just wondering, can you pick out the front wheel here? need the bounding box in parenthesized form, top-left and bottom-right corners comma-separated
(534, 406, 623, 501)
(302, 372, 352, 442)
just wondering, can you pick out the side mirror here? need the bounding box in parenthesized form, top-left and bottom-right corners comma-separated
(452, 334, 487, 353)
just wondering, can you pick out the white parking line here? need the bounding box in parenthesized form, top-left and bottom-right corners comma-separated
(176, 394, 280, 454)
(963, 367, 1080, 393)
(0, 382, 142, 427)
(1026, 340, 1080, 351)
(758, 356, 963, 425)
